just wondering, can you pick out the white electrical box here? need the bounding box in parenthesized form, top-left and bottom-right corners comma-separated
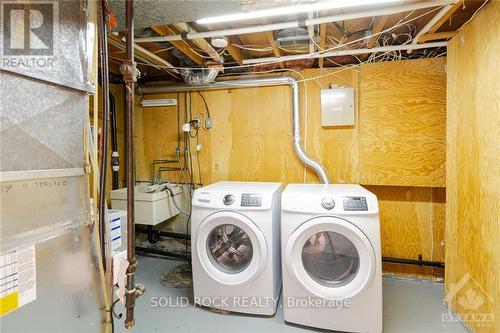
(320, 87, 355, 126)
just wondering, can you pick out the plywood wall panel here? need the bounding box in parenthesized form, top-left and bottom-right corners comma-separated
(302, 68, 360, 184)
(359, 58, 446, 187)
(446, 1, 500, 332)
(133, 59, 447, 278)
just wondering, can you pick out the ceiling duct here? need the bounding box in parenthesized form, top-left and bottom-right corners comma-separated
(180, 68, 220, 86)
(276, 27, 313, 49)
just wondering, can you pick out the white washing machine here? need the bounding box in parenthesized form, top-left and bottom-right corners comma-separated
(191, 181, 282, 315)
(281, 184, 382, 333)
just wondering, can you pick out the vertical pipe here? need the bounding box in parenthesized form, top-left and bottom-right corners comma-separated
(138, 76, 331, 183)
(98, 0, 110, 272)
(122, 0, 139, 328)
(109, 92, 119, 190)
(290, 80, 330, 184)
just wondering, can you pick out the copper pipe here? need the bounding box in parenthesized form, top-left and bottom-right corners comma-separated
(121, 0, 140, 328)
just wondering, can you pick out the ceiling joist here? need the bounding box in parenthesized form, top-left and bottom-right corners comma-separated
(225, 37, 246, 65)
(107, 34, 177, 71)
(418, 31, 457, 43)
(318, 24, 327, 68)
(427, 0, 464, 34)
(265, 31, 285, 69)
(367, 16, 388, 49)
(152, 26, 204, 65)
(172, 23, 222, 63)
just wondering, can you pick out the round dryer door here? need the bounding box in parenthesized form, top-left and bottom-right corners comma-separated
(195, 211, 268, 286)
(285, 216, 376, 299)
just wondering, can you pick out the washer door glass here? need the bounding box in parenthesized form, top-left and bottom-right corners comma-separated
(207, 224, 253, 273)
(302, 231, 360, 287)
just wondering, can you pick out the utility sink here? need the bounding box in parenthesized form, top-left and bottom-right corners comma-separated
(110, 184, 182, 225)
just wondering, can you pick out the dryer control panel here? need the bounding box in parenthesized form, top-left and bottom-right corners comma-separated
(241, 193, 262, 207)
(342, 196, 368, 211)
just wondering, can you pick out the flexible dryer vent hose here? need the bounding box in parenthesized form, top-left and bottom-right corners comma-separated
(139, 76, 330, 184)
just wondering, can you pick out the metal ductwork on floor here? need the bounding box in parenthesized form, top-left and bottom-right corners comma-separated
(139, 76, 331, 184)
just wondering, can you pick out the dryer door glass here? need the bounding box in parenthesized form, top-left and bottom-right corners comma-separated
(207, 224, 253, 273)
(302, 231, 359, 287)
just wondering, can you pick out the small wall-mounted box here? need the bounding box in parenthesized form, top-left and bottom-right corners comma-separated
(320, 87, 355, 126)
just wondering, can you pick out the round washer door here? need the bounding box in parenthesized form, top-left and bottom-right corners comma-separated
(195, 211, 268, 286)
(285, 216, 376, 299)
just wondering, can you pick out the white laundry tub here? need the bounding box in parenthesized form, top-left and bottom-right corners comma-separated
(110, 184, 182, 225)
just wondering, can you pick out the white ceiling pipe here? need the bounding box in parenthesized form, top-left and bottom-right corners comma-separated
(135, 0, 452, 43)
(408, 0, 458, 53)
(241, 42, 448, 65)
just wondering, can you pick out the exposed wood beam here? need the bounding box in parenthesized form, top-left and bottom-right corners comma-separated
(367, 16, 388, 48)
(152, 26, 204, 65)
(307, 13, 315, 54)
(418, 31, 457, 43)
(427, 0, 463, 34)
(172, 23, 222, 63)
(318, 24, 327, 68)
(225, 37, 246, 65)
(265, 31, 284, 69)
(107, 34, 177, 72)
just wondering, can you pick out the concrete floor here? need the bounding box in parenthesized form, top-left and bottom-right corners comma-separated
(115, 255, 468, 333)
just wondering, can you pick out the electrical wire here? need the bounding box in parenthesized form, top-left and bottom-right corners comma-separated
(457, 0, 489, 31)
(131, 5, 445, 74)
(195, 91, 211, 117)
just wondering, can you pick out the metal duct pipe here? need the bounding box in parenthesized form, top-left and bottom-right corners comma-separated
(180, 67, 220, 86)
(139, 76, 330, 183)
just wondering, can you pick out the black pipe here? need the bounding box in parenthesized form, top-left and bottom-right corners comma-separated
(382, 256, 445, 268)
(141, 226, 190, 243)
(109, 92, 119, 190)
(123, 0, 139, 328)
(136, 246, 189, 260)
(98, 0, 110, 272)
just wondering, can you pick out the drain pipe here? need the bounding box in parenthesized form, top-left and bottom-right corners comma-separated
(139, 76, 330, 183)
(120, 0, 143, 329)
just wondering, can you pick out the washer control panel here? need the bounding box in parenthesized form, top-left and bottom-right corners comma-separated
(223, 194, 234, 206)
(321, 197, 335, 210)
(343, 196, 368, 211)
(241, 193, 262, 207)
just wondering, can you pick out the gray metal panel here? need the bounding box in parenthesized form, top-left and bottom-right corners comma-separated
(0, 0, 93, 91)
(0, 174, 88, 253)
(0, 72, 86, 172)
(0, 228, 103, 333)
(0, 1, 101, 330)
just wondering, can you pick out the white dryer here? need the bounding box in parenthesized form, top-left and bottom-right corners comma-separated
(281, 184, 382, 333)
(191, 181, 282, 315)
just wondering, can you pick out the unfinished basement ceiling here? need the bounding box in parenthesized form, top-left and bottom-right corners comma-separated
(106, 0, 490, 81)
